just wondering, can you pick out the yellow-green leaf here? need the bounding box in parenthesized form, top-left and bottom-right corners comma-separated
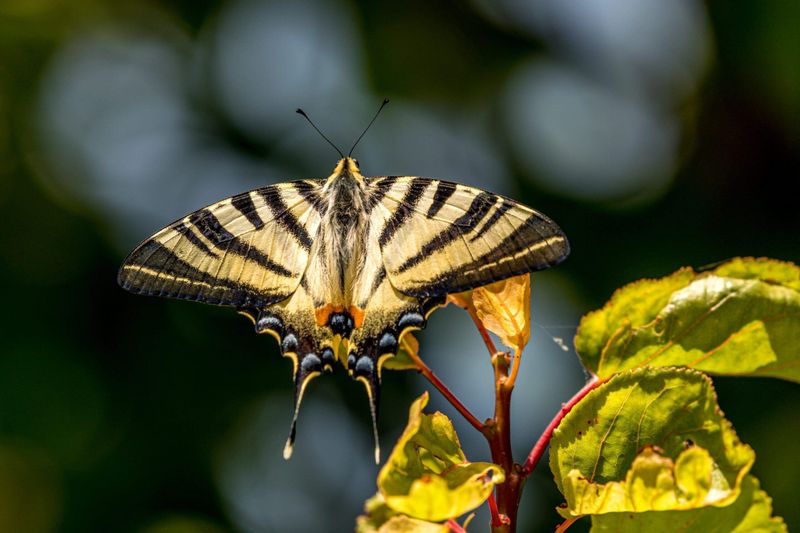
(471, 274, 531, 352)
(550, 367, 754, 519)
(356, 494, 450, 533)
(575, 269, 694, 373)
(713, 257, 800, 291)
(384, 333, 420, 371)
(574, 258, 800, 381)
(447, 275, 532, 352)
(590, 475, 787, 532)
(375, 516, 451, 533)
(561, 445, 740, 517)
(378, 393, 505, 522)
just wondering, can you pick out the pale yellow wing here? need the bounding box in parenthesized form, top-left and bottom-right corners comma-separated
(348, 232, 446, 464)
(118, 180, 325, 307)
(334, 176, 568, 462)
(367, 176, 569, 297)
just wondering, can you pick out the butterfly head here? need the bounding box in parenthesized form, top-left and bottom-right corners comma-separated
(333, 157, 363, 177)
(328, 157, 366, 190)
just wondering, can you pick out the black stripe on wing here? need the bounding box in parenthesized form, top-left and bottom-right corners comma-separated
(293, 180, 327, 214)
(174, 222, 218, 258)
(118, 241, 282, 307)
(470, 197, 513, 242)
(259, 188, 313, 251)
(395, 191, 497, 274)
(426, 181, 457, 218)
(190, 208, 234, 246)
(188, 208, 294, 275)
(378, 178, 430, 247)
(366, 176, 399, 213)
(468, 213, 567, 268)
(231, 192, 265, 229)
(405, 213, 569, 297)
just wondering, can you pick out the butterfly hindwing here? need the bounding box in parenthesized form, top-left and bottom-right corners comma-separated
(240, 281, 339, 460)
(118, 180, 325, 307)
(348, 252, 446, 463)
(370, 176, 569, 298)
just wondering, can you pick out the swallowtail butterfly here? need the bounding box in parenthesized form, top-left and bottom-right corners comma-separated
(119, 150, 569, 462)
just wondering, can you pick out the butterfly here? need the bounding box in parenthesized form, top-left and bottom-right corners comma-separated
(117, 156, 569, 463)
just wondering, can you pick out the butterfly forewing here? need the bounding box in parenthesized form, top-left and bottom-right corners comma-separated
(117, 181, 325, 307)
(371, 176, 569, 298)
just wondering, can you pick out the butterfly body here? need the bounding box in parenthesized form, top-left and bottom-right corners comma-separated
(118, 157, 569, 462)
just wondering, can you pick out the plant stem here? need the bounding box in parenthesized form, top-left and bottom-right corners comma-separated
(488, 352, 520, 533)
(505, 348, 522, 389)
(554, 517, 580, 533)
(467, 307, 499, 357)
(487, 492, 504, 528)
(520, 376, 601, 476)
(410, 348, 515, 530)
(415, 298, 596, 532)
(408, 350, 485, 432)
(446, 519, 466, 533)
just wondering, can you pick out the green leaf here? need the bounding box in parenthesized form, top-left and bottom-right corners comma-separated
(384, 333, 420, 371)
(712, 257, 800, 291)
(375, 516, 451, 533)
(357, 493, 399, 533)
(356, 494, 450, 533)
(561, 445, 741, 515)
(574, 269, 695, 374)
(575, 258, 800, 381)
(378, 392, 504, 522)
(550, 367, 754, 518)
(590, 475, 787, 532)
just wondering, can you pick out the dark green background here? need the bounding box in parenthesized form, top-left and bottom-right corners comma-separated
(0, 1, 798, 531)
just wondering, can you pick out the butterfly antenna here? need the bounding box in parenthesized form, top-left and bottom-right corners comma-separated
(349, 98, 390, 157)
(296, 108, 344, 158)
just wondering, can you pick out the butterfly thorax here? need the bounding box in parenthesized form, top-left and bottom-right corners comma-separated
(317, 158, 369, 304)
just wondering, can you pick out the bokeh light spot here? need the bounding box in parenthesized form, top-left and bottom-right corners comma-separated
(505, 60, 678, 204)
(0, 445, 61, 533)
(216, 389, 375, 533)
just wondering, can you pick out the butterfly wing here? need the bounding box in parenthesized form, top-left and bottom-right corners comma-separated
(348, 230, 446, 463)
(238, 282, 342, 460)
(118, 179, 331, 457)
(343, 175, 568, 462)
(118, 180, 325, 307)
(370, 176, 569, 298)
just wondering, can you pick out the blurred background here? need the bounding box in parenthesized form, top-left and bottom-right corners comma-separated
(0, 0, 798, 531)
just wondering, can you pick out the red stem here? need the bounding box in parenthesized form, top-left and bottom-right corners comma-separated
(554, 517, 580, 533)
(520, 376, 601, 476)
(487, 491, 504, 527)
(446, 519, 466, 533)
(467, 307, 499, 357)
(408, 351, 484, 432)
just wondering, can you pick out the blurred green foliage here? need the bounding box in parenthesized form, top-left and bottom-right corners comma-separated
(0, 1, 798, 532)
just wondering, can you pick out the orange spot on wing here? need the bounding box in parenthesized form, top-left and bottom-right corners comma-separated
(314, 304, 345, 327)
(348, 305, 365, 328)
